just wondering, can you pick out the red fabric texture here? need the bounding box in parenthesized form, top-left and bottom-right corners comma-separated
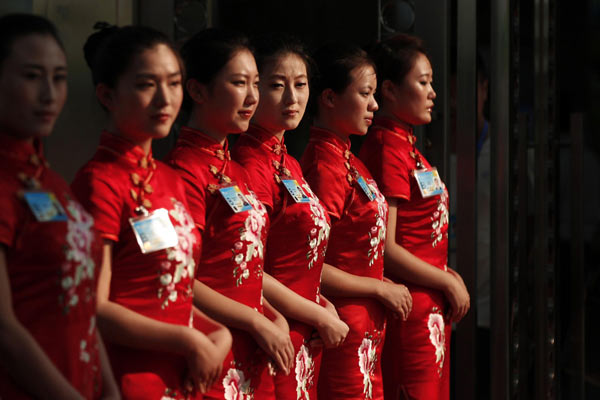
(71, 131, 202, 400)
(232, 124, 331, 399)
(360, 117, 451, 399)
(165, 126, 274, 399)
(301, 127, 388, 400)
(0, 134, 102, 399)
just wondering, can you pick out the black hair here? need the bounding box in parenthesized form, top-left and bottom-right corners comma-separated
(312, 42, 375, 96)
(181, 28, 252, 85)
(0, 13, 64, 70)
(252, 32, 314, 82)
(369, 33, 428, 85)
(83, 22, 181, 88)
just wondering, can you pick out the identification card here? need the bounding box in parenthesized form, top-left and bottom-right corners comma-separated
(219, 185, 253, 213)
(129, 208, 179, 254)
(23, 191, 67, 222)
(414, 167, 444, 198)
(356, 175, 376, 201)
(282, 179, 310, 203)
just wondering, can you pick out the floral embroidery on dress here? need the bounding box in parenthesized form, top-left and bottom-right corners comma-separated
(61, 200, 96, 313)
(366, 181, 388, 267)
(358, 330, 382, 399)
(231, 191, 267, 286)
(295, 344, 315, 399)
(160, 386, 189, 400)
(430, 187, 449, 248)
(428, 308, 446, 377)
(301, 182, 330, 270)
(158, 199, 198, 309)
(223, 367, 253, 400)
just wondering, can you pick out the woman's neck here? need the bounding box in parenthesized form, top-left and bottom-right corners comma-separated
(376, 107, 412, 131)
(312, 115, 350, 143)
(188, 110, 228, 146)
(106, 122, 153, 155)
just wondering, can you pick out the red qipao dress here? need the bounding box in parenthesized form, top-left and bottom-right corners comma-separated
(71, 131, 202, 400)
(0, 134, 102, 399)
(231, 124, 331, 400)
(165, 126, 274, 400)
(360, 116, 451, 400)
(300, 127, 388, 400)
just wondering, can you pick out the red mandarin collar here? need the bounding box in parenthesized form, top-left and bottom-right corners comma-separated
(373, 116, 417, 145)
(309, 126, 352, 156)
(0, 133, 48, 169)
(98, 131, 156, 170)
(244, 124, 287, 156)
(178, 126, 230, 161)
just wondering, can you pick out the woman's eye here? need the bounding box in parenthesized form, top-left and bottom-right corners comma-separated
(169, 80, 182, 88)
(136, 81, 154, 89)
(53, 74, 67, 82)
(296, 82, 307, 88)
(271, 82, 284, 89)
(233, 80, 246, 86)
(23, 71, 40, 80)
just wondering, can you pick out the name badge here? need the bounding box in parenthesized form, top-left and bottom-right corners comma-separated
(356, 175, 376, 201)
(282, 179, 310, 203)
(219, 185, 253, 213)
(129, 208, 179, 254)
(414, 167, 444, 198)
(23, 191, 68, 222)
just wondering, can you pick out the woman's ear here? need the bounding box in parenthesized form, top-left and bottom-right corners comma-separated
(320, 88, 336, 109)
(95, 83, 114, 110)
(381, 80, 397, 103)
(186, 79, 208, 105)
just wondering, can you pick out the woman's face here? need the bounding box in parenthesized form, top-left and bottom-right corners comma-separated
(330, 64, 378, 136)
(0, 34, 67, 139)
(105, 43, 183, 142)
(388, 52, 436, 126)
(252, 52, 309, 135)
(199, 49, 259, 136)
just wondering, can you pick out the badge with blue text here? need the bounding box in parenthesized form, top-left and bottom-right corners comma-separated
(23, 191, 67, 222)
(356, 175, 376, 201)
(219, 185, 253, 213)
(282, 179, 311, 203)
(414, 167, 444, 198)
(129, 208, 179, 254)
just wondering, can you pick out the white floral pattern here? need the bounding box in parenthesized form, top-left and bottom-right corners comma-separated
(231, 191, 267, 286)
(358, 337, 378, 399)
(428, 310, 446, 376)
(61, 200, 96, 313)
(430, 187, 449, 248)
(301, 183, 330, 269)
(159, 199, 198, 309)
(295, 344, 315, 399)
(366, 181, 388, 267)
(223, 368, 253, 400)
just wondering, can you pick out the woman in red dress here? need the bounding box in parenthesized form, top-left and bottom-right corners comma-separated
(165, 29, 294, 400)
(0, 14, 119, 399)
(71, 25, 231, 399)
(301, 43, 413, 400)
(360, 34, 470, 399)
(231, 34, 349, 400)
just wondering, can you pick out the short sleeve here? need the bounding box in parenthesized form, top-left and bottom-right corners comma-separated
(0, 187, 21, 247)
(241, 159, 274, 209)
(361, 133, 411, 201)
(71, 168, 123, 241)
(168, 160, 207, 232)
(303, 161, 347, 221)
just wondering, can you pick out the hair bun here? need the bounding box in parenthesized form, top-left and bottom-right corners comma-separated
(83, 21, 118, 69)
